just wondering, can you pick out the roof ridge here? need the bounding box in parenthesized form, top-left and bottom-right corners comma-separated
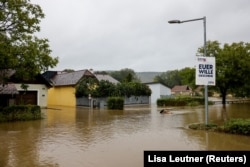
(55, 69, 88, 75)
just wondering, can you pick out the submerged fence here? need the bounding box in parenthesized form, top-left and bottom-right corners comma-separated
(76, 96, 150, 108)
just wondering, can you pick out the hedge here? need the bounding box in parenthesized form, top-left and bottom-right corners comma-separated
(189, 119, 250, 136)
(107, 97, 124, 110)
(0, 105, 42, 122)
(157, 97, 206, 107)
(223, 119, 250, 135)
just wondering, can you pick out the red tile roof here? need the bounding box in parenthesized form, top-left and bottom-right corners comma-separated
(171, 85, 192, 93)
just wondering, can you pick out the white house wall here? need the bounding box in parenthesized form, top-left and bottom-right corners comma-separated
(15, 84, 48, 107)
(160, 84, 171, 97)
(147, 83, 171, 104)
(148, 84, 160, 104)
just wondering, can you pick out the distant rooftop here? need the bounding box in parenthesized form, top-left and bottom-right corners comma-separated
(42, 69, 119, 86)
(94, 73, 119, 84)
(0, 83, 19, 95)
(136, 72, 162, 83)
(43, 70, 94, 86)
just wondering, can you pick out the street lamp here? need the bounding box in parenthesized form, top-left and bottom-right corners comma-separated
(168, 16, 209, 125)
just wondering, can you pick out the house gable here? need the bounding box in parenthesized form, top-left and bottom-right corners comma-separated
(145, 82, 171, 104)
(45, 70, 95, 87)
(0, 70, 51, 107)
(171, 85, 192, 95)
(43, 69, 96, 106)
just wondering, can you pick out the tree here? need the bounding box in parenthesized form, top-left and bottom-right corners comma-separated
(75, 77, 99, 97)
(95, 80, 116, 97)
(0, 0, 58, 82)
(154, 70, 182, 88)
(63, 69, 75, 73)
(75, 79, 151, 98)
(109, 68, 140, 83)
(179, 67, 196, 89)
(198, 41, 250, 104)
(115, 82, 151, 97)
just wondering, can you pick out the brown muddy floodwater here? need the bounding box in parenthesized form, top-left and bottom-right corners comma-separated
(0, 104, 250, 167)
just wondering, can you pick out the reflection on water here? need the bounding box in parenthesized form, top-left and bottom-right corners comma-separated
(0, 104, 249, 167)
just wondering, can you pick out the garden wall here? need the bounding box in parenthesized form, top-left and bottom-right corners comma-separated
(76, 96, 150, 108)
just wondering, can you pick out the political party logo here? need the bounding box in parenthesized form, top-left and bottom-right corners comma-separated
(196, 56, 216, 86)
(197, 57, 206, 62)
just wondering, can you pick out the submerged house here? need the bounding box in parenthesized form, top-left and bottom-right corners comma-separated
(145, 82, 171, 104)
(0, 69, 51, 107)
(171, 85, 192, 96)
(43, 69, 151, 107)
(0, 83, 19, 107)
(42, 70, 95, 106)
(75, 71, 120, 107)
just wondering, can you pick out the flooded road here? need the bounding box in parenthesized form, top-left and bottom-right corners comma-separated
(0, 104, 249, 167)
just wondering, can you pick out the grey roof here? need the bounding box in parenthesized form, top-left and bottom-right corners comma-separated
(50, 70, 94, 86)
(95, 74, 119, 84)
(0, 70, 18, 95)
(136, 72, 162, 83)
(0, 83, 19, 95)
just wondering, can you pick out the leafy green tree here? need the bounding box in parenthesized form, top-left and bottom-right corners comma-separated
(63, 69, 75, 73)
(115, 82, 151, 97)
(179, 67, 196, 89)
(198, 41, 250, 104)
(153, 75, 165, 85)
(154, 70, 182, 88)
(109, 68, 140, 82)
(75, 79, 151, 98)
(0, 0, 58, 81)
(75, 77, 99, 97)
(154, 68, 196, 91)
(132, 82, 151, 96)
(95, 80, 116, 97)
(125, 73, 133, 82)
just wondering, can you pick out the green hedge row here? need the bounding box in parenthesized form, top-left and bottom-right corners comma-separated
(157, 97, 206, 107)
(107, 97, 124, 110)
(0, 105, 42, 122)
(189, 119, 250, 136)
(223, 119, 250, 135)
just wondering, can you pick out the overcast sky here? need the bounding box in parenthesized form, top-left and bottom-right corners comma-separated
(31, 0, 250, 72)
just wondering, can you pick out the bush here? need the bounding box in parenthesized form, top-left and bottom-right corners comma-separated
(223, 119, 250, 135)
(157, 97, 206, 107)
(107, 97, 124, 110)
(189, 123, 218, 130)
(188, 119, 250, 136)
(0, 105, 42, 122)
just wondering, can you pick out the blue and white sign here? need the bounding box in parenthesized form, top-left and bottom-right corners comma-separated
(196, 56, 216, 85)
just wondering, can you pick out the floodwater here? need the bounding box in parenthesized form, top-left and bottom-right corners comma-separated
(0, 103, 250, 167)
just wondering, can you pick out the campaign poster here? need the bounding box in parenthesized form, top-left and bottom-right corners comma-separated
(195, 56, 216, 86)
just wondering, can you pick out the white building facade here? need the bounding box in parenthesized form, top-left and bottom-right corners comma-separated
(146, 82, 171, 104)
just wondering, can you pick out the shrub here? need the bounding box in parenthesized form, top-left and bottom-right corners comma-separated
(189, 123, 218, 130)
(157, 97, 206, 107)
(0, 105, 42, 122)
(223, 119, 250, 135)
(107, 97, 124, 110)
